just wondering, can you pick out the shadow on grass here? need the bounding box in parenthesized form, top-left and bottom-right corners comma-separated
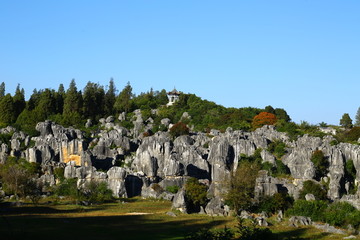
(0, 207, 229, 240)
(273, 227, 331, 240)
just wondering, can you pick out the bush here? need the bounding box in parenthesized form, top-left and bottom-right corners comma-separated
(310, 150, 328, 180)
(185, 177, 208, 212)
(299, 180, 327, 200)
(81, 181, 113, 204)
(267, 140, 287, 159)
(236, 218, 274, 240)
(286, 200, 328, 222)
(256, 193, 293, 214)
(169, 121, 190, 138)
(185, 227, 233, 240)
(166, 185, 179, 194)
(53, 178, 79, 199)
(324, 202, 356, 227)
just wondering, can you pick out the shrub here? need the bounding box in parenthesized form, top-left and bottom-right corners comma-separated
(252, 112, 277, 129)
(169, 121, 189, 138)
(226, 161, 261, 213)
(81, 181, 113, 203)
(54, 167, 65, 182)
(53, 178, 79, 199)
(344, 127, 360, 142)
(166, 185, 179, 194)
(299, 180, 327, 200)
(185, 177, 208, 212)
(185, 227, 233, 240)
(324, 202, 356, 227)
(286, 200, 327, 222)
(256, 193, 293, 214)
(310, 150, 328, 180)
(267, 140, 287, 159)
(236, 218, 274, 240)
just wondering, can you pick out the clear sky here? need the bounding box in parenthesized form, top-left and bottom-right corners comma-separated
(0, 0, 359, 125)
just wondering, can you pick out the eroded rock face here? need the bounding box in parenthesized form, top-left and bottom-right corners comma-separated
(107, 167, 127, 198)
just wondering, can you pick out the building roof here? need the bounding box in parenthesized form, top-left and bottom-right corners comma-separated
(167, 88, 180, 95)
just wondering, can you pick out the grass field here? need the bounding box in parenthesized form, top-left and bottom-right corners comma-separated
(0, 198, 358, 240)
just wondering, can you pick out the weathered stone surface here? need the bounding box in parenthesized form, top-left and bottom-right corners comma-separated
(312, 223, 346, 235)
(172, 189, 187, 213)
(254, 171, 279, 199)
(205, 197, 229, 216)
(305, 193, 316, 201)
(289, 216, 312, 227)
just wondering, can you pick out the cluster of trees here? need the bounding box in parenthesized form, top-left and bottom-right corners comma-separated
(0, 80, 292, 135)
(0, 80, 169, 135)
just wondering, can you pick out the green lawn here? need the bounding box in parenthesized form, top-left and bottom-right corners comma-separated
(0, 198, 357, 240)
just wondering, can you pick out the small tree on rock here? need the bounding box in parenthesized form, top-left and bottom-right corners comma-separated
(340, 113, 353, 129)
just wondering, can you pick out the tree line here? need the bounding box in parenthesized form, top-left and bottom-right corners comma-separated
(0, 79, 293, 135)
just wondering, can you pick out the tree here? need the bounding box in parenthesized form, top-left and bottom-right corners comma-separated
(340, 113, 353, 129)
(184, 177, 208, 212)
(0, 82, 5, 99)
(13, 84, 26, 120)
(252, 112, 277, 129)
(63, 79, 83, 126)
(274, 108, 291, 122)
(82, 82, 105, 120)
(114, 82, 133, 113)
(104, 78, 116, 116)
(169, 122, 190, 138)
(299, 180, 327, 200)
(35, 89, 57, 120)
(226, 161, 261, 213)
(55, 84, 65, 114)
(355, 107, 360, 127)
(264, 105, 275, 114)
(0, 94, 15, 126)
(311, 150, 328, 180)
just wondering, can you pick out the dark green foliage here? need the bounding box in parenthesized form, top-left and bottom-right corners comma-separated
(166, 185, 180, 194)
(81, 181, 113, 204)
(0, 94, 15, 126)
(286, 200, 328, 222)
(104, 78, 116, 116)
(0, 131, 13, 145)
(256, 193, 293, 214)
(63, 79, 83, 125)
(236, 218, 274, 240)
(345, 159, 357, 193)
(114, 81, 133, 113)
(54, 168, 65, 182)
(185, 177, 208, 210)
(13, 84, 26, 120)
(53, 178, 79, 199)
(82, 82, 105, 120)
(267, 140, 287, 160)
(323, 202, 356, 227)
(299, 180, 327, 200)
(274, 108, 291, 122)
(226, 161, 261, 213)
(340, 113, 353, 129)
(169, 122, 190, 138)
(185, 227, 233, 240)
(0, 82, 5, 99)
(275, 120, 301, 140)
(343, 127, 360, 142)
(310, 150, 328, 180)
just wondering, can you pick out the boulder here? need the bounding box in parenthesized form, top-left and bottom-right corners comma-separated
(172, 189, 187, 213)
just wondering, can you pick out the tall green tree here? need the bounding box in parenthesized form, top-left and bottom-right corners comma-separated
(104, 78, 116, 116)
(114, 82, 133, 113)
(63, 79, 83, 126)
(340, 113, 353, 129)
(355, 107, 360, 127)
(63, 79, 83, 115)
(35, 89, 57, 120)
(13, 84, 26, 120)
(55, 83, 65, 114)
(0, 82, 5, 99)
(275, 108, 291, 122)
(82, 81, 105, 120)
(27, 89, 41, 111)
(0, 94, 15, 126)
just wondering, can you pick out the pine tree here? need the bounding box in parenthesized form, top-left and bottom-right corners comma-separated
(0, 82, 5, 99)
(63, 79, 83, 115)
(340, 113, 353, 129)
(55, 84, 65, 114)
(0, 94, 15, 126)
(355, 107, 360, 127)
(13, 84, 26, 120)
(82, 82, 105, 120)
(104, 78, 116, 116)
(114, 82, 133, 113)
(35, 89, 57, 120)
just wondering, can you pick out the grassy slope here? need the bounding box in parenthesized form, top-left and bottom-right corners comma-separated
(0, 198, 357, 240)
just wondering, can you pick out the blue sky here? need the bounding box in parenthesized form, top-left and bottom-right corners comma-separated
(0, 0, 359, 125)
